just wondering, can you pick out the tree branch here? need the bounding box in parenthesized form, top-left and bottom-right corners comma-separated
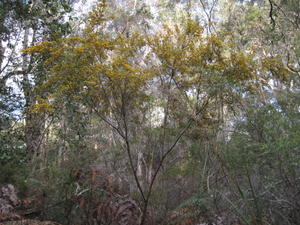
(268, 0, 276, 30)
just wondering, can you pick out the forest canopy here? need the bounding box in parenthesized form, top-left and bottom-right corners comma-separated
(0, 0, 299, 225)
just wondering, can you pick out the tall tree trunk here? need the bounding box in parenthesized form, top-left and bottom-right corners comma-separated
(0, 41, 3, 72)
(0, 41, 5, 92)
(22, 24, 43, 159)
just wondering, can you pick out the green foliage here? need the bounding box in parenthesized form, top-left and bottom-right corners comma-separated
(0, 123, 27, 166)
(169, 196, 214, 225)
(24, 163, 76, 223)
(221, 90, 300, 224)
(1, 1, 298, 224)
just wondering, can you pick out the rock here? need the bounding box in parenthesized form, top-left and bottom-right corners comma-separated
(0, 185, 19, 207)
(0, 185, 21, 222)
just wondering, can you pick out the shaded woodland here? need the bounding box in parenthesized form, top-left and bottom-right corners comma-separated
(0, 0, 299, 224)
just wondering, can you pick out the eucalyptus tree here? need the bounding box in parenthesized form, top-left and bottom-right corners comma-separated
(212, 0, 300, 223)
(0, 0, 78, 163)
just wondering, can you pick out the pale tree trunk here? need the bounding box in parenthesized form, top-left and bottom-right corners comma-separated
(146, 155, 153, 185)
(137, 152, 143, 177)
(0, 41, 4, 92)
(0, 41, 4, 73)
(59, 117, 65, 165)
(58, 114, 68, 165)
(23, 23, 33, 154)
(217, 95, 229, 142)
(22, 23, 44, 160)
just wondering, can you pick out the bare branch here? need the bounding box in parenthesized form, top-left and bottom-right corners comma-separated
(268, 0, 276, 30)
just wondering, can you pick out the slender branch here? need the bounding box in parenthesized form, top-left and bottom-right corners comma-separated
(91, 101, 126, 139)
(140, 99, 210, 225)
(120, 92, 146, 202)
(199, 0, 216, 34)
(0, 31, 22, 75)
(147, 99, 209, 196)
(268, 0, 276, 30)
(270, 0, 299, 29)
